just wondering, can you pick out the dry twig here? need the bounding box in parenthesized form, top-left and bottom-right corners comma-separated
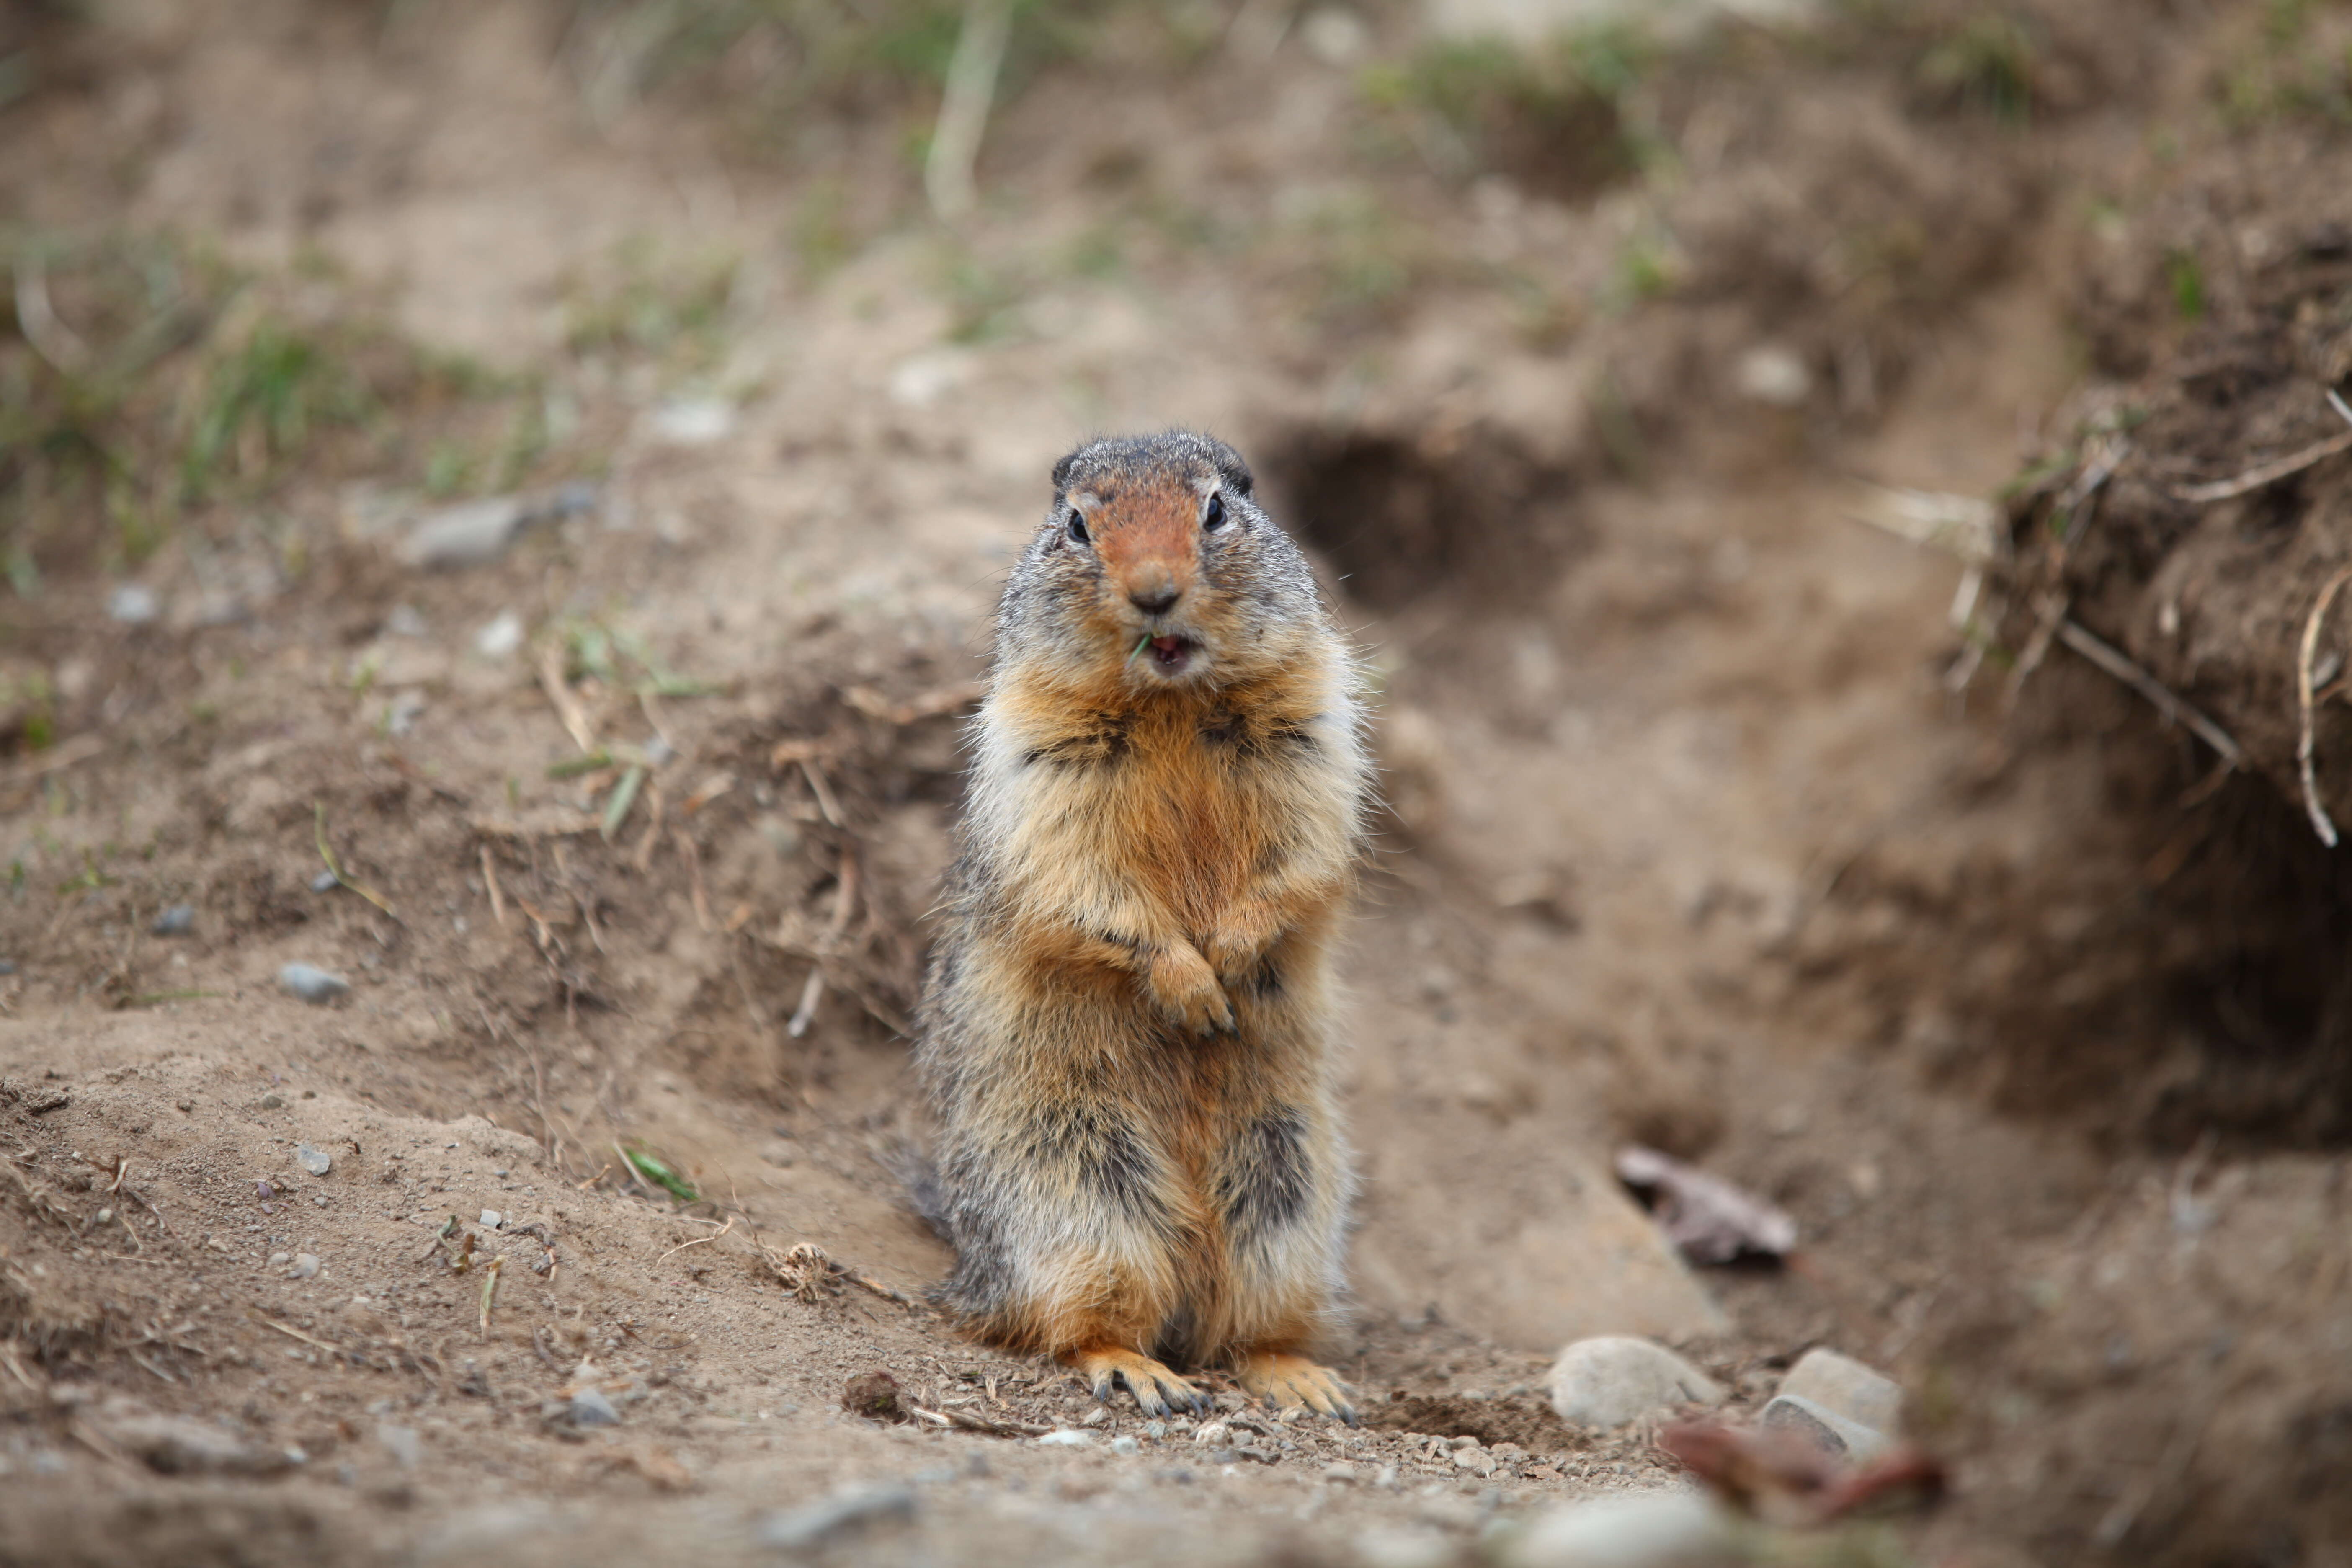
(2295, 565, 2352, 847)
(2056, 619, 2244, 768)
(656, 1215, 735, 1265)
(2173, 428, 2352, 503)
(480, 843, 508, 928)
(536, 644, 598, 755)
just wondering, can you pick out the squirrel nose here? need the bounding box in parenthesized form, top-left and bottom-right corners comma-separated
(1129, 584, 1181, 615)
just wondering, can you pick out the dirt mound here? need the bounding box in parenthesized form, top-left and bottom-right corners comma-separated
(1975, 106, 2352, 1148)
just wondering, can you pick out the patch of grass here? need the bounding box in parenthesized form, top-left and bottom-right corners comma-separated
(934, 244, 1030, 344)
(564, 0, 1193, 161)
(1914, 11, 2041, 123)
(565, 239, 742, 372)
(2, 230, 580, 590)
(1358, 23, 1658, 200)
(1280, 191, 1428, 325)
(1609, 234, 1678, 309)
(2214, 0, 2352, 129)
(2164, 247, 2206, 322)
(180, 316, 375, 504)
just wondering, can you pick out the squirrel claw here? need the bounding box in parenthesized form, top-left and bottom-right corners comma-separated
(1076, 1347, 1205, 1419)
(1147, 944, 1235, 1036)
(1235, 1351, 1357, 1425)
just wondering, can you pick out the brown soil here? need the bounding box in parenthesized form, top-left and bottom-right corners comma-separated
(3, 2, 2350, 1565)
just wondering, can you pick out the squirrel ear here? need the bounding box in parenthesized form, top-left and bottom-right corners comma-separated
(1212, 447, 1254, 498)
(1050, 450, 1080, 494)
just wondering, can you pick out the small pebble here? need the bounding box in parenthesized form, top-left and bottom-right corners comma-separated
(296, 1144, 332, 1176)
(309, 871, 341, 894)
(1777, 1347, 1903, 1434)
(755, 1485, 914, 1550)
(288, 1254, 320, 1279)
(1035, 1429, 1092, 1447)
(377, 1425, 421, 1467)
(480, 1210, 503, 1229)
(107, 583, 161, 624)
(260, 1094, 286, 1110)
(384, 604, 428, 638)
(150, 904, 195, 936)
(1501, 1493, 1736, 1568)
(570, 1387, 620, 1427)
(269, 1251, 291, 1268)
(1759, 1393, 1891, 1465)
(278, 964, 350, 1004)
(646, 397, 737, 446)
(1546, 1336, 1725, 1429)
(475, 610, 524, 659)
(1111, 1436, 1140, 1455)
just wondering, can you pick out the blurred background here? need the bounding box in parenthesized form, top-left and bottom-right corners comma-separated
(4, 0, 2352, 1564)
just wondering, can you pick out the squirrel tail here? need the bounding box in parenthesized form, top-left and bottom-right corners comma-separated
(881, 1140, 953, 1243)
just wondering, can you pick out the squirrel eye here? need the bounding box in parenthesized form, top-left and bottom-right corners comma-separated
(1203, 493, 1226, 531)
(1066, 511, 1089, 545)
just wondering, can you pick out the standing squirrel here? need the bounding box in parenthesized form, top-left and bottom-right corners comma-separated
(913, 431, 1372, 1420)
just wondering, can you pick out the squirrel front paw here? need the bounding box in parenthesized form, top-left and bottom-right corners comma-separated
(1146, 942, 1235, 1036)
(1202, 902, 1283, 990)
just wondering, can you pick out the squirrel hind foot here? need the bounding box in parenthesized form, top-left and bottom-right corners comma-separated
(1073, 1346, 1210, 1418)
(1236, 1351, 1357, 1426)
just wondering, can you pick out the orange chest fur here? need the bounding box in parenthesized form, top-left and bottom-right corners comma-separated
(1009, 683, 1317, 932)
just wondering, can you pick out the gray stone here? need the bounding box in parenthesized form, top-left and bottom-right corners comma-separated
(1547, 1337, 1725, 1429)
(150, 904, 195, 936)
(1759, 1393, 1892, 1466)
(645, 398, 737, 447)
(755, 1484, 915, 1550)
(568, 1387, 620, 1428)
(107, 584, 161, 625)
(95, 1406, 294, 1477)
(397, 485, 596, 571)
(474, 610, 524, 659)
(399, 497, 530, 570)
(1778, 1348, 1901, 1434)
(1354, 1527, 1458, 1568)
(278, 963, 350, 1004)
(296, 1143, 331, 1176)
(309, 871, 341, 893)
(1501, 1493, 1740, 1568)
(377, 1424, 420, 1467)
(288, 1254, 320, 1279)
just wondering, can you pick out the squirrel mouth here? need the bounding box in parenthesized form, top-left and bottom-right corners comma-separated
(1141, 634, 1197, 676)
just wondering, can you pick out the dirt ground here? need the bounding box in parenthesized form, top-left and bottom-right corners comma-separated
(3, 2, 2351, 1564)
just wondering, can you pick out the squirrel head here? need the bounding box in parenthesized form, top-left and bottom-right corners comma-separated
(1002, 431, 1321, 692)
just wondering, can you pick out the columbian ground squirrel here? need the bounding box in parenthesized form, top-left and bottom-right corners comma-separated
(913, 431, 1372, 1420)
